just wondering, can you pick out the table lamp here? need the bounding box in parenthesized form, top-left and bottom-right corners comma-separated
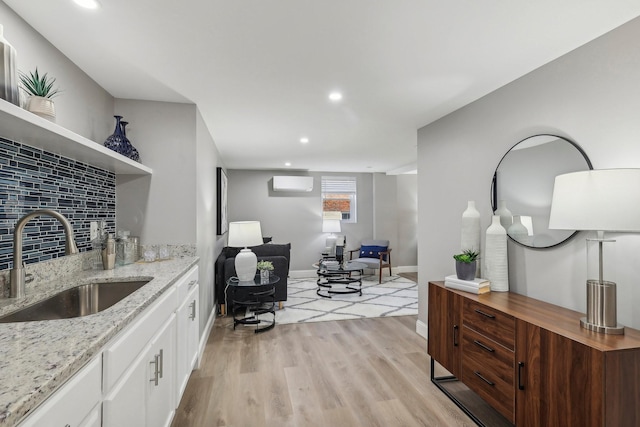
(227, 221, 263, 282)
(322, 219, 341, 256)
(549, 169, 640, 334)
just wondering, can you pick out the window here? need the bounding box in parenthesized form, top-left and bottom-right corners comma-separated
(321, 176, 357, 222)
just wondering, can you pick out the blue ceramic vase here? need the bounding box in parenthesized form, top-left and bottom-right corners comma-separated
(104, 115, 127, 155)
(120, 121, 140, 162)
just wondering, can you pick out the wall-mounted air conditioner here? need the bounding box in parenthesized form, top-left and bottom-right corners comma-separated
(273, 176, 313, 192)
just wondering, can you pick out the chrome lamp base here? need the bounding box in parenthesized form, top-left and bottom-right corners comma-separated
(580, 317, 624, 335)
(581, 279, 624, 335)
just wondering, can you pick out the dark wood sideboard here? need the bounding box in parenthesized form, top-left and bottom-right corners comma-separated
(428, 281, 640, 427)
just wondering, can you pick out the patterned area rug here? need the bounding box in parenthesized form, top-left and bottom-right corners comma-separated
(272, 274, 418, 324)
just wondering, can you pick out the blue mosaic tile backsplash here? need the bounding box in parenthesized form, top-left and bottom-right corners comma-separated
(0, 137, 116, 270)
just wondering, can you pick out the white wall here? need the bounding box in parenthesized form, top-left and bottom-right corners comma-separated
(417, 16, 640, 329)
(115, 100, 197, 244)
(1, 2, 113, 141)
(227, 169, 418, 272)
(115, 100, 221, 335)
(396, 174, 418, 267)
(196, 109, 224, 333)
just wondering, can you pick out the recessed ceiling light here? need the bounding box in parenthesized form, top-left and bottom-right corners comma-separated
(285, 162, 291, 167)
(73, 0, 100, 9)
(300, 137, 309, 144)
(328, 92, 343, 102)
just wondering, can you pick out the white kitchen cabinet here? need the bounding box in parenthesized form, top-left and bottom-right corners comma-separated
(102, 285, 177, 427)
(176, 277, 200, 402)
(146, 314, 176, 427)
(103, 313, 176, 427)
(17, 264, 198, 427)
(103, 286, 177, 393)
(79, 403, 102, 427)
(18, 356, 102, 427)
(102, 344, 148, 427)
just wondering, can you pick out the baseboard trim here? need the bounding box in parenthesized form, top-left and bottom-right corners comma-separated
(395, 265, 418, 274)
(196, 305, 217, 369)
(290, 265, 418, 279)
(416, 319, 427, 340)
(289, 269, 317, 279)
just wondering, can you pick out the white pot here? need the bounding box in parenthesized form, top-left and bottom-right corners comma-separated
(27, 96, 56, 122)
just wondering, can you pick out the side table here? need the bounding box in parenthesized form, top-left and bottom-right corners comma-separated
(227, 274, 280, 333)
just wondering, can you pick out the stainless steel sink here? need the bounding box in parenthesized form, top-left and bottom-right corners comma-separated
(0, 280, 151, 323)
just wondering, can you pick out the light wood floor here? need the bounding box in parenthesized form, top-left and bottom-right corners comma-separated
(399, 271, 418, 282)
(172, 313, 475, 427)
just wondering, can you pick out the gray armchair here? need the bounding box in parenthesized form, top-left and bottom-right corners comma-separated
(348, 239, 392, 283)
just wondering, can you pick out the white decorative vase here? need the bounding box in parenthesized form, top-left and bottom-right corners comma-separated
(235, 249, 257, 282)
(494, 200, 513, 230)
(485, 215, 509, 292)
(460, 200, 481, 277)
(27, 96, 56, 122)
(0, 25, 19, 106)
(508, 215, 530, 246)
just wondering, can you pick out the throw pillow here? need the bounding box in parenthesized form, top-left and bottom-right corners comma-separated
(359, 245, 388, 261)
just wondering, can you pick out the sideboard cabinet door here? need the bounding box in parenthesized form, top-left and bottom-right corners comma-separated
(428, 282, 462, 377)
(516, 319, 604, 427)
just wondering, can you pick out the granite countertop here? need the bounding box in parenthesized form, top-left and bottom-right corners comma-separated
(0, 255, 199, 426)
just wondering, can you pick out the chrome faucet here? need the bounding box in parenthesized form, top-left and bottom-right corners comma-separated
(10, 209, 78, 298)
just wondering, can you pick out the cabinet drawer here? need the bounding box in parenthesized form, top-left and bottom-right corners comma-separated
(463, 299, 515, 350)
(462, 326, 514, 386)
(176, 265, 198, 302)
(461, 334, 515, 423)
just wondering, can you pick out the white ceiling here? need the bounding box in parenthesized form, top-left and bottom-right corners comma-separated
(4, 1, 640, 173)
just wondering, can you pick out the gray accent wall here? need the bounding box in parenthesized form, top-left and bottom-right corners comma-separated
(417, 16, 640, 329)
(226, 170, 417, 271)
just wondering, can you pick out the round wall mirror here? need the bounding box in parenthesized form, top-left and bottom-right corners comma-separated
(491, 134, 592, 248)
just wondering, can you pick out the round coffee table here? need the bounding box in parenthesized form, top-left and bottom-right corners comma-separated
(315, 260, 366, 298)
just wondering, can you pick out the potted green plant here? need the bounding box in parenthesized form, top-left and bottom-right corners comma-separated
(453, 249, 479, 281)
(257, 260, 274, 283)
(19, 68, 60, 122)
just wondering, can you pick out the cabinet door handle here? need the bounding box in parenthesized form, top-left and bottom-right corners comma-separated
(150, 354, 160, 386)
(518, 362, 525, 390)
(158, 349, 164, 379)
(474, 308, 495, 319)
(473, 339, 495, 353)
(474, 371, 495, 386)
(453, 325, 459, 347)
(188, 280, 197, 288)
(189, 300, 197, 320)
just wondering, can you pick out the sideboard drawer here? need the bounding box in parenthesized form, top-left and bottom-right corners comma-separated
(461, 328, 515, 423)
(463, 299, 515, 350)
(462, 326, 514, 385)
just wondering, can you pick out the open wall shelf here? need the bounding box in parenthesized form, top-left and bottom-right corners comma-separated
(0, 100, 152, 175)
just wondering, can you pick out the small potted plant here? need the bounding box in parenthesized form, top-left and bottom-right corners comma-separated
(257, 260, 274, 283)
(19, 68, 60, 122)
(453, 249, 479, 281)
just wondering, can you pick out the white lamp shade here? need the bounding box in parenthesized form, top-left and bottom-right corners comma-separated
(322, 219, 341, 233)
(549, 169, 640, 232)
(227, 221, 263, 247)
